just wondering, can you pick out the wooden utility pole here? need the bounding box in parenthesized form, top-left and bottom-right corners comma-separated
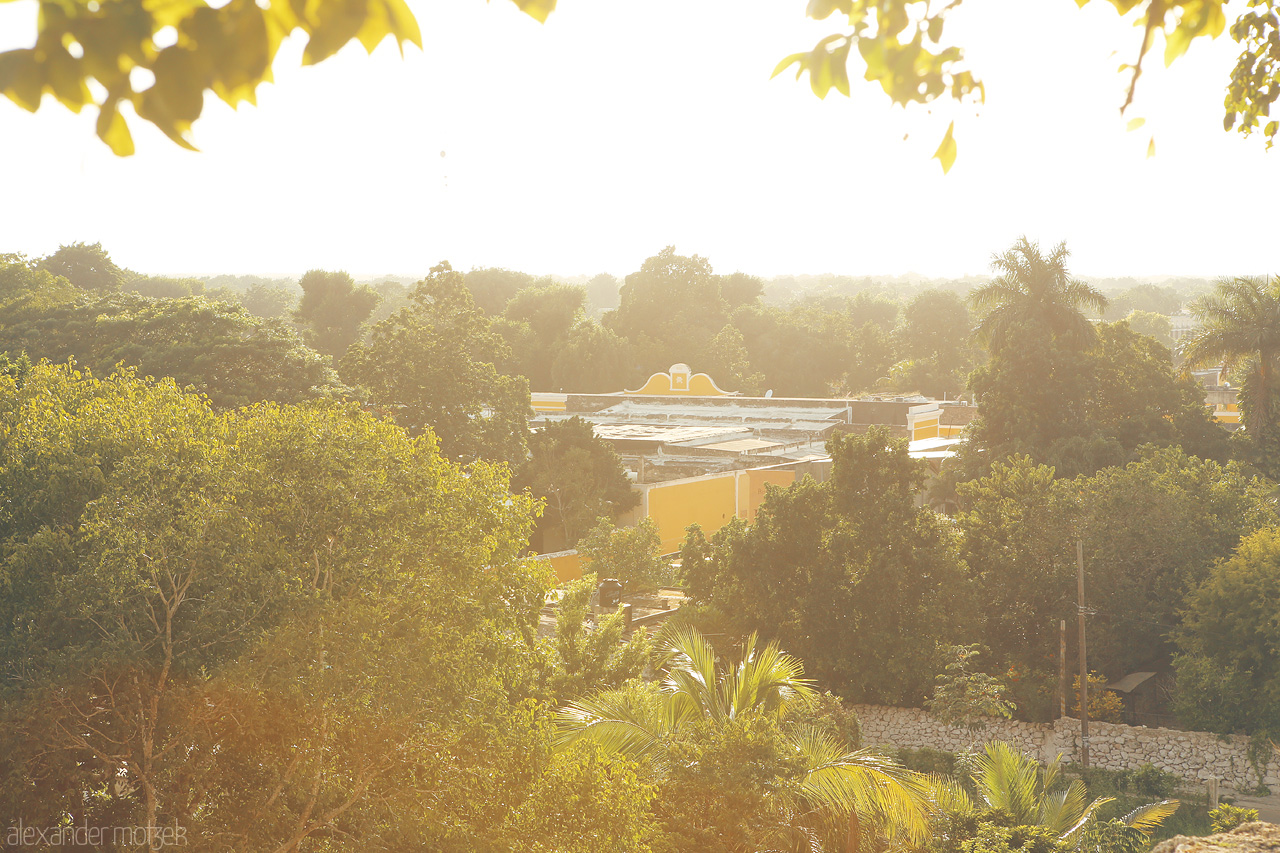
(1059, 619, 1068, 718)
(1077, 539, 1090, 769)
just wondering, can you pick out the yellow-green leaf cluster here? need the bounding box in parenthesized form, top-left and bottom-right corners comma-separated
(778, 0, 982, 107)
(1226, 0, 1280, 148)
(0, 0, 428, 153)
(783, 0, 1256, 169)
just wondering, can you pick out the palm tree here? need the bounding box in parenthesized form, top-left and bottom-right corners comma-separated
(556, 628, 936, 853)
(969, 741, 1178, 847)
(970, 238, 1108, 351)
(1181, 275, 1280, 434)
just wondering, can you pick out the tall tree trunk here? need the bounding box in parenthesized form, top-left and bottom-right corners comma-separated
(1255, 355, 1272, 435)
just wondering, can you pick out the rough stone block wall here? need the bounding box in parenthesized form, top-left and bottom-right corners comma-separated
(853, 704, 1280, 793)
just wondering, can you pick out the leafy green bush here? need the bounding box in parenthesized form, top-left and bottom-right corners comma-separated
(1128, 764, 1181, 799)
(1080, 818, 1153, 853)
(801, 691, 861, 750)
(1074, 763, 1179, 800)
(579, 517, 673, 592)
(1208, 803, 1258, 833)
(961, 822, 1067, 853)
(896, 746, 958, 776)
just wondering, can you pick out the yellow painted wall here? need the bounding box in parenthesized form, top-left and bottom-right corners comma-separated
(530, 392, 567, 412)
(911, 417, 940, 441)
(537, 550, 583, 583)
(741, 469, 796, 522)
(647, 474, 739, 553)
(1210, 402, 1240, 424)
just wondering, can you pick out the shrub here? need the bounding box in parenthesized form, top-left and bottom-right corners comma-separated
(801, 691, 862, 750)
(1128, 763, 1179, 799)
(896, 746, 958, 776)
(1071, 673, 1126, 724)
(1208, 803, 1258, 833)
(1073, 763, 1178, 800)
(961, 823, 1067, 853)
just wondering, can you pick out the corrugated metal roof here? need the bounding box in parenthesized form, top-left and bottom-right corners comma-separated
(699, 438, 784, 453)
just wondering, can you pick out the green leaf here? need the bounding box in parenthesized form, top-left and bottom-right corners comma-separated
(772, 52, 806, 79)
(303, 0, 369, 64)
(0, 49, 44, 112)
(831, 40, 851, 96)
(933, 120, 957, 174)
(1126, 117, 1145, 131)
(45, 45, 91, 112)
(806, 0, 853, 20)
(96, 102, 135, 155)
(927, 15, 943, 43)
(147, 46, 207, 123)
(508, 0, 556, 24)
(1164, 26, 1192, 66)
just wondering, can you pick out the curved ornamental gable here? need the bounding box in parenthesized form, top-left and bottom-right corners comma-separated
(627, 363, 732, 396)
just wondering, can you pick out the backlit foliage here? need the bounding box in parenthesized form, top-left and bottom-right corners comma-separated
(0, 0, 547, 153)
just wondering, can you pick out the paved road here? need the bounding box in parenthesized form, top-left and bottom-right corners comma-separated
(1229, 792, 1280, 825)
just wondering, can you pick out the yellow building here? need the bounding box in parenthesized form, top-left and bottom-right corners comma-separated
(616, 459, 829, 554)
(528, 366, 984, 580)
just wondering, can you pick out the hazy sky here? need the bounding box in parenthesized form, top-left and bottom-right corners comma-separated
(1, 0, 1276, 281)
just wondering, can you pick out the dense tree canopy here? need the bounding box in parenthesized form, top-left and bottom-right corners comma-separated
(498, 282, 589, 390)
(687, 428, 972, 705)
(891, 289, 979, 398)
(465, 266, 537, 316)
(954, 447, 1276, 719)
(0, 255, 340, 408)
(294, 268, 380, 360)
(37, 241, 124, 292)
(606, 246, 731, 376)
(240, 281, 297, 319)
(0, 363, 567, 849)
(552, 320, 633, 392)
(341, 262, 530, 467)
(515, 416, 640, 550)
(1174, 526, 1280, 739)
(1066, 447, 1277, 681)
(1103, 285, 1183, 322)
(123, 272, 207, 299)
(1182, 275, 1280, 477)
(954, 456, 1070, 718)
(731, 298, 894, 397)
(967, 241, 1226, 478)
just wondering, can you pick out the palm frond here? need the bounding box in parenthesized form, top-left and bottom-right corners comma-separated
(728, 632, 815, 719)
(554, 687, 665, 761)
(924, 771, 976, 814)
(1121, 799, 1179, 834)
(1038, 780, 1089, 836)
(794, 737, 937, 848)
(972, 741, 1041, 825)
(1059, 795, 1115, 845)
(969, 238, 1103, 351)
(660, 625, 723, 720)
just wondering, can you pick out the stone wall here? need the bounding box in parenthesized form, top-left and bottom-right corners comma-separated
(854, 704, 1280, 793)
